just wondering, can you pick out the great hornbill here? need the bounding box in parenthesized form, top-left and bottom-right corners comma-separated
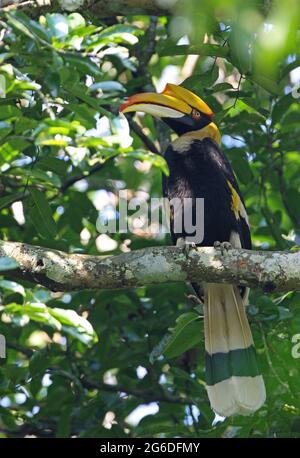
(120, 83, 266, 417)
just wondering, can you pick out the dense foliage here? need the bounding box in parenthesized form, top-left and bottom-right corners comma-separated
(1, 0, 300, 438)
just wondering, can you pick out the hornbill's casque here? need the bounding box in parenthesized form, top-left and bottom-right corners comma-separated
(120, 83, 266, 417)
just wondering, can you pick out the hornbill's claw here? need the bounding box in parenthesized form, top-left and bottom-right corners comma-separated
(214, 241, 232, 256)
(176, 238, 197, 256)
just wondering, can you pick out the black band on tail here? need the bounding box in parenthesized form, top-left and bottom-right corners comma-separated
(205, 346, 260, 386)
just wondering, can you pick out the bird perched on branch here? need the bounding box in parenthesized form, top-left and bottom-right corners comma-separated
(120, 83, 266, 417)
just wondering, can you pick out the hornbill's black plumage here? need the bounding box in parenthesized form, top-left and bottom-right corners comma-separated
(120, 83, 266, 417)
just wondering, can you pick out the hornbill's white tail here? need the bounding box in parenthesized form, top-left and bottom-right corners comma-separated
(204, 283, 266, 417)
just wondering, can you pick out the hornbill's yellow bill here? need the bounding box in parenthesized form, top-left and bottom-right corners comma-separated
(120, 83, 218, 139)
(120, 83, 266, 417)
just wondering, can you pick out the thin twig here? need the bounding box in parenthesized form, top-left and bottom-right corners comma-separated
(128, 117, 160, 155)
(258, 322, 290, 390)
(60, 156, 117, 193)
(0, 0, 36, 12)
(80, 375, 197, 406)
(133, 16, 171, 153)
(276, 150, 300, 229)
(233, 73, 243, 108)
(12, 66, 56, 120)
(22, 146, 40, 197)
(6, 341, 34, 357)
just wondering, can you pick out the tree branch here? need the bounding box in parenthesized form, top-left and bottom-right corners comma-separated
(79, 375, 193, 405)
(59, 156, 116, 193)
(0, 0, 171, 16)
(131, 15, 171, 153)
(0, 239, 299, 292)
(127, 116, 160, 156)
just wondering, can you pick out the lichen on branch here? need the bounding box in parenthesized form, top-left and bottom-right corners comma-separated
(0, 239, 299, 293)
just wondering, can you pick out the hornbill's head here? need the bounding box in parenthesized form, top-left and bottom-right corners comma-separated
(120, 83, 220, 143)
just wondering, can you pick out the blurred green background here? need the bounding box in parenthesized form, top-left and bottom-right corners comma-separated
(1, 0, 300, 438)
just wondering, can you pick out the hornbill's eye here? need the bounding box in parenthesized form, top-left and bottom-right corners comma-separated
(191, 108, 201, 119)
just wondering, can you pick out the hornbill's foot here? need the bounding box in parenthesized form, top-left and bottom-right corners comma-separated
(176, 238, 197, 257)
(214, 240, 232, 256)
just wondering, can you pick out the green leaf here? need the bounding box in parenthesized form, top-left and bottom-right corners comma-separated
(0, 121, 13, 140)
(211, 82, 234, 92)
(28, 189, 57, 238)
(0, 280, 24, 296)
(0, 105, 21, 121)
(9, 11, 50, 42)
(63, 54, 102, 77)
(228, 24, 253, 75)
(279, 59, 300, 81)
(44, 72, 61, 97)
(14, 117, 38, 135)
(3, 302, 61, 328)
(158, 43, 230, 58)
(49, 308, 98, 345)
(7, 12, 38, 41)
(272, 94, 295, 125)
(229, 151, 253, 184)
(3, 302, 97, 345)
(37, 157, 68, 176)
(56, 407, 72, 438)
(0, 258, 19, 272)
(0, 193, 23, 210)
(11, 79, 41, 92)
(67, 13, 86, 31)
(65, 103, 97, 129)
(249, 73, 281, 95)
(0, 52, 14, 63)
(46, 14, 69, 38)
(97, 24, 140, 40)
(121, 150, 169, 175)
(150, 312, 201, 362)
(66, 84, 111, 116)
(182, 66, 219, 91)
(88, 81, 126, 93)
(285, 188, 300, 220)
(29, 349, 50, 376)
(0, 137, 30, 161)
(13, 167, 61, 187)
